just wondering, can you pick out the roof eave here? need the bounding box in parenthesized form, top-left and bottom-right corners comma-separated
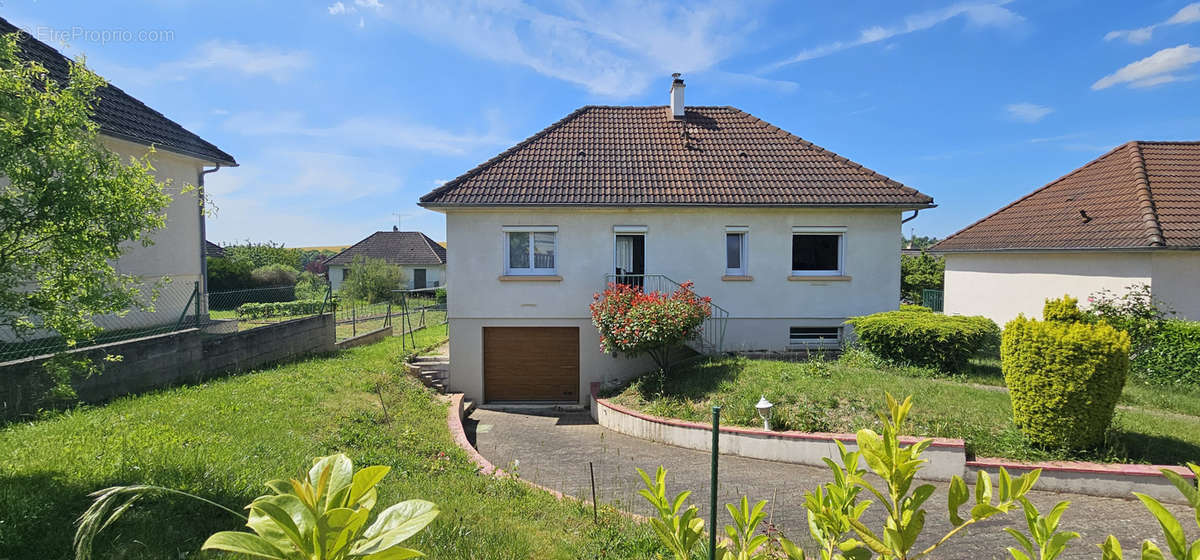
(419, 202, 935, 210)
(932, 245, 1199, 254)
(100, 130, 238, 167)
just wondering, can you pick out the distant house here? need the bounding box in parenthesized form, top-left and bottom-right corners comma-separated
(933, 141, 1200, 324)
(205, 241, 226, 258)
(324, 231, 447, 292)
(419, 76, 934, 404)
(0, 18, 236, 335)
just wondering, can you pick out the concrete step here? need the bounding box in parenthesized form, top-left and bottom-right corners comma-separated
(462, 399, 477, 416)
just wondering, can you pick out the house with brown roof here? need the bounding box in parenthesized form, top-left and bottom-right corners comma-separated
(1, 19, 235, 335)
(323, 230, 447, 292)
(933, 141, 1200, 325)
(418, 76, 934, 405)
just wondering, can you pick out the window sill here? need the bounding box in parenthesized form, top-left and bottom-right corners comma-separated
(721, 275, 754, 282)
(498, 275, 563, 282)
(788, 275, 851, 282)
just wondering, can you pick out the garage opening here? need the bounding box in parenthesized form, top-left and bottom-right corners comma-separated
(483, 327, 580, 402)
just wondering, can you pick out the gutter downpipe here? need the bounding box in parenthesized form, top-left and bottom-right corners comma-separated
(901, 209, 920, 224)
(198, 164, 222, 312)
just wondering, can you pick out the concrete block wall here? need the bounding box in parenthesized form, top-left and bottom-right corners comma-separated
(1, 314, 334, 419)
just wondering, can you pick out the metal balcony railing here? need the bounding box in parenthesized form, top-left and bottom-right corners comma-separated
(601, 273, 729, 354)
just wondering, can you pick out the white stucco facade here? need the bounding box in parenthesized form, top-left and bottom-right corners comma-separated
(943, 250, 1200, 325)
(327, 264, 445, 293)
(443, 206, 907, 404)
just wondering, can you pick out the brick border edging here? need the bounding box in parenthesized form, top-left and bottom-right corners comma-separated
(590, 383, 1193, 503)
(442, 392, 648, 521)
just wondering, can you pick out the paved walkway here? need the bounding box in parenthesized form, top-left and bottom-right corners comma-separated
(466, 408, 1194, 560)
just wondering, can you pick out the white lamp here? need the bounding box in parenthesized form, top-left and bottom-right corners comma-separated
(755, 396, 774, 431)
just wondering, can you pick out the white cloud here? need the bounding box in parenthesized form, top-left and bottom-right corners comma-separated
(1105, 2, 1200, 44)
(1092, 44, 1200, 90)
(222, 111, 511, 155)
(763, 0, 1022, 71)
(328, 2, 347, 15)
(1005, 102, 1053, 123)
(372, 0, 759, 97)
(170, 40, 311, 82)
(356, 0, 384, 9)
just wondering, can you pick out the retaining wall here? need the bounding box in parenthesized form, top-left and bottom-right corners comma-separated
(336, 325, 393, 350)
(589, 384, 1194, 503)
(1, 314, 334, 418)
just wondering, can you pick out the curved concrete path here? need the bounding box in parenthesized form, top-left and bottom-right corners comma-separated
(466, 408, 1194, 560)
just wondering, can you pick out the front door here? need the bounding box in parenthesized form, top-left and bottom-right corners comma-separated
(413, 268, 427, 290)
(614, 234, 645, 288)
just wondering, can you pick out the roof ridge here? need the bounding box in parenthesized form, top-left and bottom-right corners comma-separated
(933, 142, 1133, 250)
(322, 232, 378, 266)
(416, 232, 447, 264)
(1128, 141, 1166, 247)
(420, 106, 591, 204)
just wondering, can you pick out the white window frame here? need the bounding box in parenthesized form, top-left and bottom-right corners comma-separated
(725, 226, 749, 276)
(790, 226, 846, 277)
(502, 226, 558, 276)
(789, 326, 842, 347)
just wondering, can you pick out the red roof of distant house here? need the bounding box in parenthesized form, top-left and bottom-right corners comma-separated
(420, 105, 932, 208)
(934, 141, 1200, 252)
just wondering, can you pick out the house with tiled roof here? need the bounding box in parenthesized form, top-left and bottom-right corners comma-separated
(419, 76, 934, 404)
(933, 141, 1200, 324)
(0, 18, 235, 332)
(323, 230, 447, 292)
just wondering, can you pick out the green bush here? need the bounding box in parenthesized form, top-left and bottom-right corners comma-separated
(250, 264, 298, 287)
(899, 303, 932, 312)
(900, 251, 944, 305)
(434, 287, 447, 305)
(236, 299, 324, 320)
(294, 271, 328, 301)
(1043, 295, 1087, 323)
(206, 257, 255, 292)
(845, 311, 999, 372)
(1002, 316, 1131, 449)
(340, 256, 405, 304)
(223, 242, 304, 270)
(1133, 320, 1200, 386)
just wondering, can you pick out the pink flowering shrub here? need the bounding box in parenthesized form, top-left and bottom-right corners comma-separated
(590, 281, 712, 374)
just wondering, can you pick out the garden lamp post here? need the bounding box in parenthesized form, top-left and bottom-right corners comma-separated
(756, 396, 773, 431)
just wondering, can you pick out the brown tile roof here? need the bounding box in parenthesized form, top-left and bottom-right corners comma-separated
(934, 141, 1200, 252)
(0, 18, 236, 166)
(323, 232, 447, 267)
(419, 106, 932, 208)
(205, 241, 225, 258)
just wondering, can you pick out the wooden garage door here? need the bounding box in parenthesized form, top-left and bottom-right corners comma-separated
(483, 327, 579, 402)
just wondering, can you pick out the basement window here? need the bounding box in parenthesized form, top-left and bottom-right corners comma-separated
(789, 327, 841, 346)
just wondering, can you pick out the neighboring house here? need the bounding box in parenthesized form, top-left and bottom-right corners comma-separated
(933, 141, 1200, 325)
(205, 241, 226, 258)
(0, 19, 236, 335)
(419, 76, 934, 405)
(323, 230, 447, 292)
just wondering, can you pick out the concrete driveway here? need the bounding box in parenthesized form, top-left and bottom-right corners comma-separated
(465, 407, 1193, 560)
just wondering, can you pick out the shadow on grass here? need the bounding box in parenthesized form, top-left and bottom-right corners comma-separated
(1110, 430, 1200, 466)
(0, 467, 253, 560)
(633, 358, 743, 402)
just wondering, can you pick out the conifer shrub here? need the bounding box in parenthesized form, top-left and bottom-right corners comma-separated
(1002, 315, 1131, 449)
(845, 310, 999, 372)
(1042, 295, 1088, 323)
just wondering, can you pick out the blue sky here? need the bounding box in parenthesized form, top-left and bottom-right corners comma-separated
(4, 1, 1199, 246)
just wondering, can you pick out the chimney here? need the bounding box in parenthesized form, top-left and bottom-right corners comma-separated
(669, 73, 685, 119)
(393, 225, 399, 232)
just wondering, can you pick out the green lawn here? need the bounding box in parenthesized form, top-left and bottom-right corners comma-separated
(0, 335, 655, 559)
(606, 351, 1200, 466)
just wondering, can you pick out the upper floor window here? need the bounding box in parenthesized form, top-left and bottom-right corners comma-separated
(503, 226, 557, 275)
(791, 227, 845, 276)
(725, 226, 748, 276)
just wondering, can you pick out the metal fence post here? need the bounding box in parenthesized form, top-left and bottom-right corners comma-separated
(709, 406, 721, 560)
(193, 281, 201, 327)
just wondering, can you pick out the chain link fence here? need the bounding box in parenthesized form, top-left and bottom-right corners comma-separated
(333, 287, 446, 345)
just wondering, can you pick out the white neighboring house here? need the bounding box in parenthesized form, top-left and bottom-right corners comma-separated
(0, 19, 236, 340)
(324, 231, 447, 292)
(933, 141, 1200, 326)
(418, 77, 935, 405)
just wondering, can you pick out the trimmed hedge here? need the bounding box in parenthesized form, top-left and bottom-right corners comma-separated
(1133, 320, 1200, 386)
(1043, 295, 1087, 324)
(236, 299, 324, 320)
(1002, 316, 1130, 449)
(899, 304, 933, 312)
(845, 311, 1000, 372)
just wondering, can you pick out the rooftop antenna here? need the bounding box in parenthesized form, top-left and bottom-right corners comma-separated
(392, 212, 403, 232)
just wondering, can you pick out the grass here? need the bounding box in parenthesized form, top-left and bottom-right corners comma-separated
(606, 349, 1200, 466)
(0, 335, 656, 559)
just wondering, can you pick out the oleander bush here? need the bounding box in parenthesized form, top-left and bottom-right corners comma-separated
(1132, 320, 1200, 386)
(237, 299, 325, 320)
(1002, 315, 1131, 449)
(845, 310, 1000, 372)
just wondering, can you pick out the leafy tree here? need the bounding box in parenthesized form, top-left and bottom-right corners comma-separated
(0, 33, 173, 344)
(900, 252, 944, 305)
(206, 257, 254, 292)
(901, 234, 941, 250)
(294, 271, 328, 301)
(339, 256, 405, 303)
(590, 281, 712, 374)
(223, 241, 304, 270)
(249, 263, 298, 287)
